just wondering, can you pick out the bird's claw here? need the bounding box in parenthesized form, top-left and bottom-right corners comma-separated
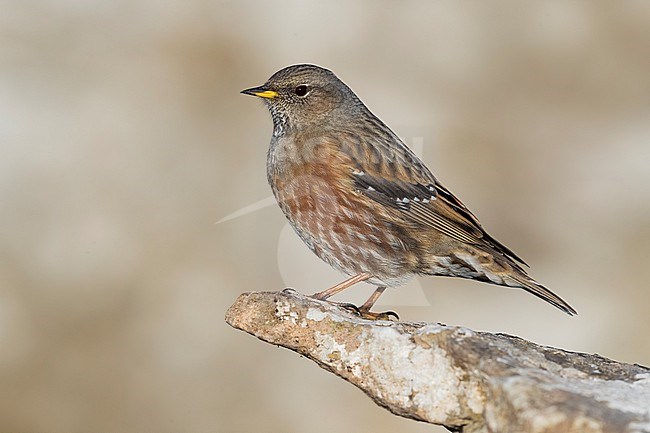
(282, 287, 298, 295)
(334, 302, 399, 321)
(335, 302, 362, 315)
(358, 309, 399, 321)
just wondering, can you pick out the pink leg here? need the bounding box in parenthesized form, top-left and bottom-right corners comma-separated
(359, 286, 387, 312)
(311, 272, 372, 300)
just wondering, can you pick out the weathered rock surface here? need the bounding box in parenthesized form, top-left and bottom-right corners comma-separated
(226, 289, 650, 433)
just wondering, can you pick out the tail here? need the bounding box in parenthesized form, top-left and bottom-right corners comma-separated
(418, 249, 577, 315)
(504, 274, 577, 316)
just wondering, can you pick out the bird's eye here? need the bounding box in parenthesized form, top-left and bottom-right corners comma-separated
(294, 85, 308, 97)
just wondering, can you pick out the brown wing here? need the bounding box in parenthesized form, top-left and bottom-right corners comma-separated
(334, 125, 528, 267)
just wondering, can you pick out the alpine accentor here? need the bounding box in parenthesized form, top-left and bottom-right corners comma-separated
(242, 64, 576, 317)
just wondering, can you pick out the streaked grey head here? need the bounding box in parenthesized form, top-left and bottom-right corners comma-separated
(241, 64, 360, 136)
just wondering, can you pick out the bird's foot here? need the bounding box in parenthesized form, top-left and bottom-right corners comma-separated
(281, 287, 299, 295)
(317, 300, 362, 315)
(322, 300, 399, 321)
(356, 308, 399, 321)
(356, 286, 399, 320)
(308, 283, 399, 321)
(308, 301, 399, 320)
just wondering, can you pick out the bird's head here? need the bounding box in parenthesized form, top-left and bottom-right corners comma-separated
(241, 64, 358, 135)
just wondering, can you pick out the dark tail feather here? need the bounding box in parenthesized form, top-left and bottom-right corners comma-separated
(507, 275, 577, 316)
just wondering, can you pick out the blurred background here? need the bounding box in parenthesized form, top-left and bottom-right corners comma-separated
(1, 1, 649, 432)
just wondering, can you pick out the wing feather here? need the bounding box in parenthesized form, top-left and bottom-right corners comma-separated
(348, 156, 527, 266)
(330, 122, 528, 266)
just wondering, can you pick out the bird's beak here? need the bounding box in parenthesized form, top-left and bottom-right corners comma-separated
(241, 85, 278, 99)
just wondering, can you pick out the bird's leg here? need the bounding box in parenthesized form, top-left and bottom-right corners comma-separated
(311, 275, 398, 320)
(311, 272, 372, 300)
(310, 273, 373, 315)
(357, 286, 399, 321)
(358, 286, 387, 311)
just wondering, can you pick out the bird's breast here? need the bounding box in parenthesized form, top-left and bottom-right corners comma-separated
(267, 141, 420, 284)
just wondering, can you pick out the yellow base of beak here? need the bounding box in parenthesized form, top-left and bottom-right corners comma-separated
(241, 86, 278, 99)
(252, 90, 278, 99)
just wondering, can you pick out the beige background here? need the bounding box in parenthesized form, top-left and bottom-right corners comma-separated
(1, 1, 649, 432)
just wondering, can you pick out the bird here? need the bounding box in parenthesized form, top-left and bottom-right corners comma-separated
(241, 64, 576, 318)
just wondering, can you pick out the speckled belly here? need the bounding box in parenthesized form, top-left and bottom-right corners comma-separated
(271, 172, 417, 287)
